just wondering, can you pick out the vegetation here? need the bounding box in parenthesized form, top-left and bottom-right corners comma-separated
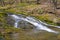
(34, 13, 60, 26)
(0, 0, 60, 40)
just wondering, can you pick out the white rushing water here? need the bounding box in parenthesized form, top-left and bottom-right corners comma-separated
(14, 21, 19, 28)
(8, 14, 59, 34)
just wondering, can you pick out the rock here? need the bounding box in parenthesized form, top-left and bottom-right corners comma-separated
(6, 16, 15, 27)
(18, 20, 35, 29)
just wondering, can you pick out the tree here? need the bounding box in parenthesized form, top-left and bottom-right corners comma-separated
(20, 0, 23, 3)
(52, 0, 57, 9)
(37, 0, 40, 4)
(0, 0, 5, 6)
(50, 0, 57, 13)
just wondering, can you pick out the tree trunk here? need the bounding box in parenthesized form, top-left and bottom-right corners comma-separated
(37, 0, 40, 4)
(0, 0, 5, 6)
(52, 0, 57, 14)
(52, 0, 57, 9)
(20, 0, 23, 3)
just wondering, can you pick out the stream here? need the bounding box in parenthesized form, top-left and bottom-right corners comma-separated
(8, 14, 60, 34)
(2, 13, 60, 40)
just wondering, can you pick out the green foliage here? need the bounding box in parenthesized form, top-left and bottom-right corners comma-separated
(38, 9, 44, 14)
(18, 3, 29, 7)
(34, 14, 59, 26)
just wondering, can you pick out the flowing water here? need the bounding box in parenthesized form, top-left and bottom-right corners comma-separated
(8, 14, 59, 34)
(2, 14, 60, 40)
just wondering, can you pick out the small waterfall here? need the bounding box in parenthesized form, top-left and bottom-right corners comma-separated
(8, 14, 59, 34)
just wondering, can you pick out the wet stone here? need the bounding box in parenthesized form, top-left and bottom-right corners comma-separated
(18, 20, 35, 29)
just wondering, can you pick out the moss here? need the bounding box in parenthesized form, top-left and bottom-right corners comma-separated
(34, 14, 59, 26)
(0, 13, 7, 26)
(18, 3, 29, 7)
